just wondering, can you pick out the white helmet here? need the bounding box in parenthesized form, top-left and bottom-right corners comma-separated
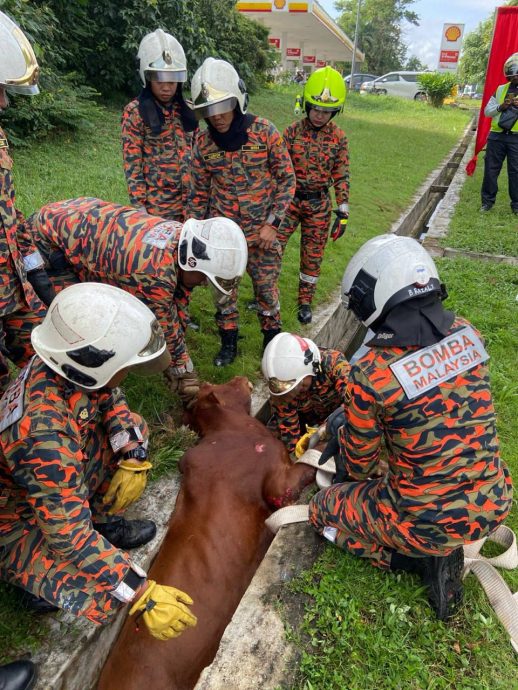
(341, 234, 443, 327)
(190, 57, 248, 120)
(0, 11, 39, 96)
(262, 333, 321, 396)
(31, 283, 171, 390)
(178, 217, 248, 295)
(137, 29, 187, 87)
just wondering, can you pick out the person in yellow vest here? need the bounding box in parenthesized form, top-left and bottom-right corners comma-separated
(481, 52, 518, 215)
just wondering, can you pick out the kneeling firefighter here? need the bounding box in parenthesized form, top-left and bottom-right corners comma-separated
(311, 234, 513, 620)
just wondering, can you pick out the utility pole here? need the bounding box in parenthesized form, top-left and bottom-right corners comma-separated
(349, 0, 362, 85)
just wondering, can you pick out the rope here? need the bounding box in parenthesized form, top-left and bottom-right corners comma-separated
(462, 524, 518, 653)
(295, 448, 335, 489)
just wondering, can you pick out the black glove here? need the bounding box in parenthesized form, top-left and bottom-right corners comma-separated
(332, 455, 352, 484)
(27, 269, 56, 306)
(318, 406, 346, 466)
(330, 210, 349, 241)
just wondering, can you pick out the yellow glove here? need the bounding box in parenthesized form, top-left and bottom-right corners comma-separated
(129, 580, 197, 640)
(294, 427, 319, 459)
(103, 460, 153, 514)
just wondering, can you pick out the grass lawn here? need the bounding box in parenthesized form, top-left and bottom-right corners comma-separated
(444, 158, 518, 258)
(0, 89, 483, 668)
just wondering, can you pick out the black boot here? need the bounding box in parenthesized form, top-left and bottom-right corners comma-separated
(0, 661, 37, 690)
(297, 304, 312, 324)
(422, 548, 464, 621)
(93, 518, 157, 550)
(261, 328, 281, 352)
(213, 329, 238, 367)
(17, 589, 59, 614)
(390, 547, 464, 620)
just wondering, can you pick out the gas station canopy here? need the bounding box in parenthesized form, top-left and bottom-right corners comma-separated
(236, 0, 364, 70)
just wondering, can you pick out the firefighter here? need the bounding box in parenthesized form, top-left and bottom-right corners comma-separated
(0, 283, 197, 639)
(26, 197, 247, 408)
(311, 235, 513, 620)
(481, 52, 518, 215)
(277, 66, 349, 325)
(122, 29, 199, 330)
(189, 58, 296, 366)
(261, 332, 350, 455)
(0, 12, 55, 394)
(122, 28, 197, 221)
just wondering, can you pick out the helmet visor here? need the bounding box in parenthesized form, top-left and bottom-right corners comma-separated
(145, 69, 187, 83)
(268, 377, 297, 396)
(193, 81, 237, 118)
(208, 274, 241, 296)
(308, 103, 341, 113)
(132, 319, 171, 375)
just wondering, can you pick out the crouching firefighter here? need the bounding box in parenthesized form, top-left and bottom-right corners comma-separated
(311, 234, 513, 620)
(261, 332, 350, 456)
(26, 197, 247, 408)
(0, 283, 197, 639)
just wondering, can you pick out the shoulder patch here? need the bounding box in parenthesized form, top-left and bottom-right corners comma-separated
(142, 220, 182, 249)
(0, 137, 8, 149)
(0, 362, 32, 433)
(390, 325, 489, 400)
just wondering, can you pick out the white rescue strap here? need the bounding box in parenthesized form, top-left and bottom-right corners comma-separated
(266, 449, 518, 654)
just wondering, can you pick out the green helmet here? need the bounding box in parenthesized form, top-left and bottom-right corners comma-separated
(303, 66, 346, 114)
(504, 53, 518, 79)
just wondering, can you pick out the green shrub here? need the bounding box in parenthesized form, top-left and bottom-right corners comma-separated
(418, 72, 458, 107)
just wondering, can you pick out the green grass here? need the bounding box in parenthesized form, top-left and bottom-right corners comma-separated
(0, 88, 516, 668)
(442, 157, 518, 258)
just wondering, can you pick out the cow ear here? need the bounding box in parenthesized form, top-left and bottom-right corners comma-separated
(196, 390, 221, 409)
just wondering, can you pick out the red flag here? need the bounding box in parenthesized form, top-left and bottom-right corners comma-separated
(466, 6, 518, 176)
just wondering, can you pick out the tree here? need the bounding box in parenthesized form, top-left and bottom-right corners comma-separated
(405, 56, 428, 71)
(335, 0, 419, 75)
(418, 72, 456, 107)
(458, 0, 518, 86)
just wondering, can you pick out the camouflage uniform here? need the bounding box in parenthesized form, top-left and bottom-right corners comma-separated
(277, 118, 349, 306)
(121, 98, 195, 221)
(27, 197, 192, 372)
(0, 357, 148, 624)
(0, 127, 47, 393)
(309, 318, 513, 568)
(268, 348, 350, 453)
(189, 117, 295, 331)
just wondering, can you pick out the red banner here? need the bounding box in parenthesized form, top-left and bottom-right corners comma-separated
(286, 47, 301, 57)
(268, 37, 280, 49)
(316, 59, 327, 67)
(303, 55, 316, 64)
(466, 6, 518, 175)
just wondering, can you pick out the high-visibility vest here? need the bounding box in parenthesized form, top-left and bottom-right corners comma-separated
(490, 82, 518, 132)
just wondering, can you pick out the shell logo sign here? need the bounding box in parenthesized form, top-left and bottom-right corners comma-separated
(274, 0, 287, 8)
(445, 25, 462, 42)
(438, 23, 464, 72)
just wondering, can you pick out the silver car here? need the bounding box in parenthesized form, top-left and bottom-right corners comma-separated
(360, 71, 428, 101)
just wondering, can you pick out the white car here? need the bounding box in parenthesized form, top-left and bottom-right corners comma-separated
(360, 71, 428, 101)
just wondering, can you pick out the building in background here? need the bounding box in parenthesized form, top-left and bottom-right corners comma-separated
(236, 0, 363, 75)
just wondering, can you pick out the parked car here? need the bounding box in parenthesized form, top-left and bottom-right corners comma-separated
(360, 71, 428, 100)
(344, 72, 379, 92)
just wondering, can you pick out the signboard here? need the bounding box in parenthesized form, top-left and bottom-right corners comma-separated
(303, 55, 316, 64)
(316, 59, 327, 67)
(438, 23, 464, 72)
(286, 47, 301, 57)
(268, 37, 281, 49)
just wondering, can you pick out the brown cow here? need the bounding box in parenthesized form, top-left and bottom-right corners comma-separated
(97, 376, 316, 690)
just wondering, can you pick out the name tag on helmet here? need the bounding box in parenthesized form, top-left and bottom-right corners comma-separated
(390, 325, 489, 400)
